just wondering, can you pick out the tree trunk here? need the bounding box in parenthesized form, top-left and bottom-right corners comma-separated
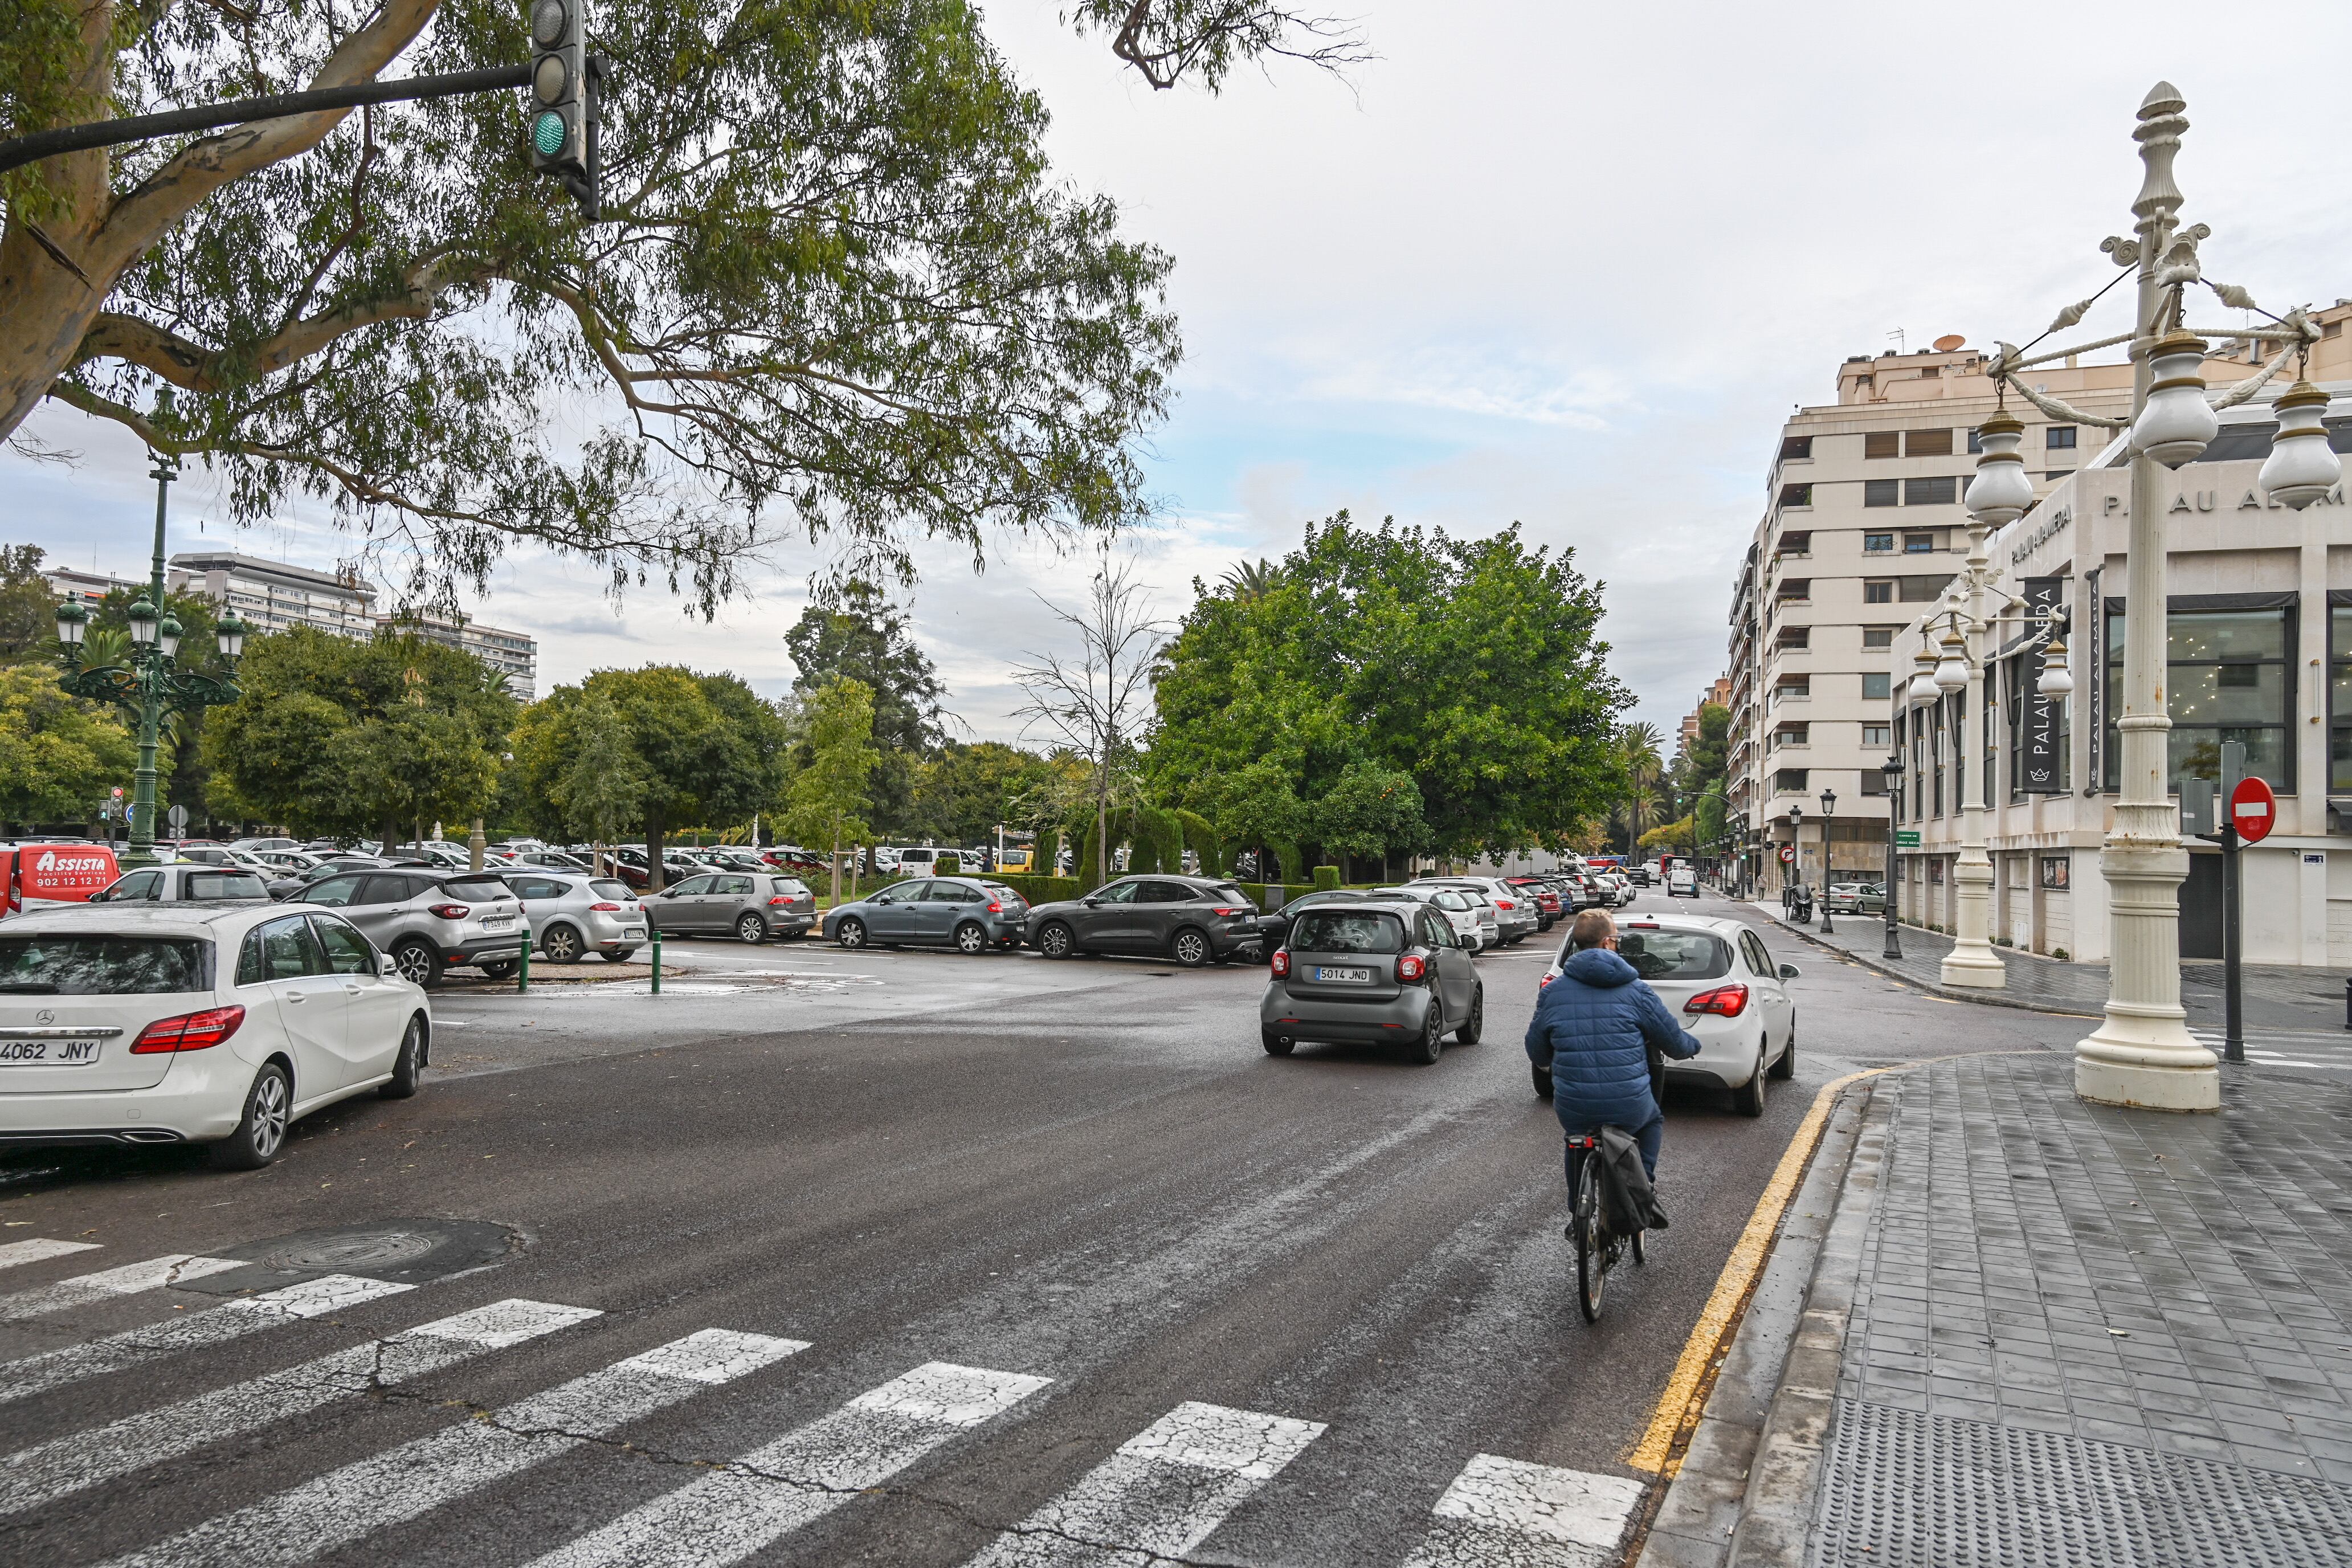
(646, 809, 667, 893)
(829, 816, 843, 906)
(381, 808, 398, 856)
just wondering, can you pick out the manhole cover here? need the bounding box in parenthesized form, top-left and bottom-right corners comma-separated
(178, 1218, 520, 1296)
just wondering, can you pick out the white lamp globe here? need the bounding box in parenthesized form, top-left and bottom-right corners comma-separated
(2129, 330, 2217, 468)
(1933, 632, 1969, 693)
(2258, 381, 2343, 511)
(2037, 640, 2075, 698)
(1963, 410, 2036, 525)
(1907, 647, 1939, 705)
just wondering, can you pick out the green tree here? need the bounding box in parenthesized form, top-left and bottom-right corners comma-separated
(1211, 759, 1303, 883)
(546, 695, 654, 861)
(906, 741, 1055, 849)
(780, 678, 879, 904)
(202, 625, 513, 843)
(1152, 512, 1631, 863)
(508, 665, 786, 888)
(0, 664, 138, 828)
(785, 585, 948, 834)
(1615, 721, 1664, 855)
(3, 2, 1180, 609)
(1688, 703, 1731, 796)
(1309, 760, 1427, 880)
(0, 544, 55, 664)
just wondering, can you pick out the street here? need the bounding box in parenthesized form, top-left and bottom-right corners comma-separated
(0, 891, 2105, 1567)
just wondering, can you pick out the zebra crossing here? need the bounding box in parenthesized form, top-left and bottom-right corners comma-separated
(3, 1239, 1650, 1567)
(2192, 1027, 2352, 1071)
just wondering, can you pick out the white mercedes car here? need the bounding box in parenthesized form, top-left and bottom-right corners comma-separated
(1535, 914, 1798, 1116)
(0, 903, 429, 1169)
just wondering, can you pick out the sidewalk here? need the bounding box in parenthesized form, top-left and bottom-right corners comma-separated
(1744, 899, 2352, 1032)
(1640, 1052, 2352, 1567)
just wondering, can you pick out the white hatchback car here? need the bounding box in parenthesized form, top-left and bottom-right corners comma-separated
(0, 904, 428, 1169)
(1537, 914, 1798, 1116)
(1666, 864, 1699, 899)
(1369, 886, 1493, 952)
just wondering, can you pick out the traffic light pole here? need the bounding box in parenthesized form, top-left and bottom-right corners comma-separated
(0, 66, 530, 179)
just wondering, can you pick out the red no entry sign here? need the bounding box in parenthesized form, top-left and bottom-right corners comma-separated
(2229, 776, 2276, 844)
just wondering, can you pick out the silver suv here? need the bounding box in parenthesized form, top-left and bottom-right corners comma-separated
(497, 871, 648, 963)
(293, 868, 525, 987)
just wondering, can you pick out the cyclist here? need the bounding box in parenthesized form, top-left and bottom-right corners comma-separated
(1526, 908, 1703, 1195)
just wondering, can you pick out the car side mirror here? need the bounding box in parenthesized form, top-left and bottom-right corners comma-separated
(380, 952, 399, 977)
(1081, 896, 1100, 906)
(1779, 963, 1802, 980)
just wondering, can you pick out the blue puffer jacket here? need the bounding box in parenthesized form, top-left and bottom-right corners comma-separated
(1525, 948, 1702, 1130)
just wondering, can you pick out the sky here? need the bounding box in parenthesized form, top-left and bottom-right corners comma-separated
(8, 2, 2351, 746)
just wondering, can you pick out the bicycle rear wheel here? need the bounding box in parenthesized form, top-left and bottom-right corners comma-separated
(1575, 1157, 1607, 1322)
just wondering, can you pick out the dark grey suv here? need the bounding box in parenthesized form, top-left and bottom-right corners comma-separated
(1024, 875, 1263, 966)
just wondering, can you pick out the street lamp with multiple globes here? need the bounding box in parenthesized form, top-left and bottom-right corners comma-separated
(1816, 787, 1837, 934)
(1785, 801, 1803, 909)
(1970, 81, 2343, 1110)
(51, 390, 250, 869)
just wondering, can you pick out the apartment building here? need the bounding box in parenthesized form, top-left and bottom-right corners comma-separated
(1725, 340, 2141, 896)
(167, 550, 378, 638)
(1678, 677, 1732, 757)
(1887, 349, 2352, 965)
(377, 608, 540, 700)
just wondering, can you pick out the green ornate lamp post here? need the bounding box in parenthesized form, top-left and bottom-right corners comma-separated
(52, 392, 250, 869)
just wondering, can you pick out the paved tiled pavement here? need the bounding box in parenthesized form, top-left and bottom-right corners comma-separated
(1808, 1053, 2352, 1565)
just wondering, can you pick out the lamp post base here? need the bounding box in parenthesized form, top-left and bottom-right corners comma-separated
(2075, 1022, 2221, 1112)
(1939, 941, 2006, 988)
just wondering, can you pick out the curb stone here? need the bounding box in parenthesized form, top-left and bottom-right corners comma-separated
(1635, 1075, 1888, 1568)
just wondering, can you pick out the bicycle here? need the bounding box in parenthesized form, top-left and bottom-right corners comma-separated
(1567, 1133, 1645, 1322)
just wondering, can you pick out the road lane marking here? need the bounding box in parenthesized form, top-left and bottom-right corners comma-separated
(0, 1298, 598, 1516)
(103, 1328, 806, 1568)
(957, 1400, 1325, 1566)
(0, 1239, 100, 1271)
(1401, 1453, 1647, 1567)
(0, 1252, 244, 1320)
(529, 1361, 1050, 1568)
(1627, 1068, 1889, 1476)
(0, 1273, 413, 1404)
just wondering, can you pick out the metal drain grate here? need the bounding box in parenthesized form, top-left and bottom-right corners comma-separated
(1813, 1399, 2352, 1567)
(177, 1218, 518, 1296)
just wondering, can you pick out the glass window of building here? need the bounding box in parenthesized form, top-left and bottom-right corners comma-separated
(2103, 606, 2293, 792)
(1904, 428, 1954, 458)
(2333, 606, 2352, 793)
(1863, 479, 1899, 507)
(1864, 431, 1901, 459)
(1863, 672, 1891, 700)
(1864, 532, 1894, 553)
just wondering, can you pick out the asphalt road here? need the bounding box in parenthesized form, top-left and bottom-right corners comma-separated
(0, 889, 2090, 1567)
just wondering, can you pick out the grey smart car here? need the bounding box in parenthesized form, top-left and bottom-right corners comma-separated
(1260, 902, 1484, 1065)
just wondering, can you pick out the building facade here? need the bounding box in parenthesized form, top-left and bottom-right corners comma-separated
(1888, 366, 2352, 967)
(1727, 342, 2164, 899)
(376, 609, 539, 700)
(166, 551, 378, 638)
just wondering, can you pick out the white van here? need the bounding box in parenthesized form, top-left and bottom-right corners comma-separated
(891, 847, 937, 876)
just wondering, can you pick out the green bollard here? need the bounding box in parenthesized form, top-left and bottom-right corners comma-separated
(517, 932, 530, 994)
(650, 927, 662, 995)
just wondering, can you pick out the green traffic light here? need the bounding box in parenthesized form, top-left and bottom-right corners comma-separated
(533, 112, 567, 158)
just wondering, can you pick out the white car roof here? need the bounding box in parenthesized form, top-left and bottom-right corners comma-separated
(3, 903, 293, 937)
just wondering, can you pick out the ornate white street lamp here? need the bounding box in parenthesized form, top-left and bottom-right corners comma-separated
(1977, 82, 2345, 1110)
(1816, 787, 1837, 934)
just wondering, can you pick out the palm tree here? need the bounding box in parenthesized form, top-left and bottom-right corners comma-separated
(1618, 722, 1665, 854)
(1220, 559, 1280, 601)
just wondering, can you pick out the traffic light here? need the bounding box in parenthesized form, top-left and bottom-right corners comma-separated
(526, 0, 598, 216)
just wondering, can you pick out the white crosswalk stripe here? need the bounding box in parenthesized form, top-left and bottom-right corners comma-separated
(103, 1328, 807, 1568)
(1400, 1453, 1647, 1567)
(0, 1238, 101, 1271)
(0, 1252, 244, 1320)
(958, 1399, 1326, 1567)
(1, 1297, 598, 1517)
(529, 1360, 1051, 1568)
(0, 1272, 413, 1405)
(2191, 1030, 2352, 1069)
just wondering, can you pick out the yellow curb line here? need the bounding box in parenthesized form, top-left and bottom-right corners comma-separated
(1626, 1066, 1890, 1476)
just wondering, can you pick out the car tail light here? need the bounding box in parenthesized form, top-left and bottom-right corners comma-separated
(1539, 973, 1555, 988)
(130, 1004, 245, 1054)
(428, 903, 470, 920)
(1684, 983, 1750, 1018)
(1211, 906, 1247, 916)
(986, 901, 1003, 913)
(1271, 950, 1291, 977)
(1397, 953, 1427, 983)
(768, 895, 792, 906)
(1494, 899, 1514, 910)
(590, 901, 623, 912)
